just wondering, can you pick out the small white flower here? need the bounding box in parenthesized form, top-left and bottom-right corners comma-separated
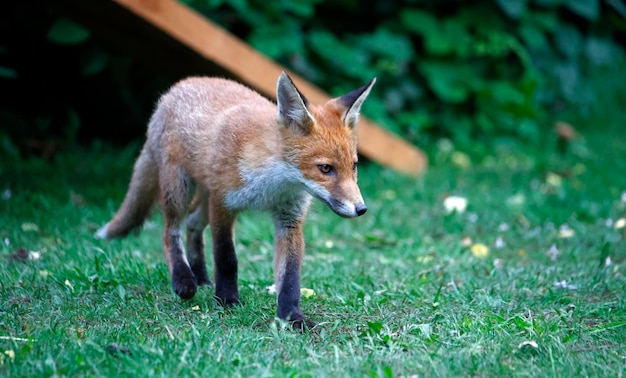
(518, 340, 538, 349)
(443, 196, 468, 214)
(494, 236, 506, 249)
(506, 193, 526, 207)
(460, 236, 473, 247)
(493, 258, 504, 269)
(558, 224, 575, 238)
(615, 218, 626, 230)
(3, 238, 9, 247)
(3, 349, 15, 361)
(498, 223, 510, 232)
(605, 218, 614, 228)
(546, 172, 563, 187)
(266, 284, 276, 295)
(605, 257, 612, 267)
(20, 223, 39, 232)
(547, 244, 559, 261)
(554, 280, 577, 290)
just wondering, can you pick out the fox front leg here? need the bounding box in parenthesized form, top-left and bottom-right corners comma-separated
(209, 198, 240, 306)
(273, 217, 313, 330)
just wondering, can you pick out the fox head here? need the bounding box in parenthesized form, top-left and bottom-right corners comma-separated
(276, 72, 376, 218)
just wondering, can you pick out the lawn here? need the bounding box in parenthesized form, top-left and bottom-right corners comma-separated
(2, 75, 625, 376)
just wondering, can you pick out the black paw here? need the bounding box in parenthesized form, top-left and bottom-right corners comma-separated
(215, 279, 239, 307)
(277, 307, 314, 331)
(290, 318, 317, 331)
(172, 270, 198, 300)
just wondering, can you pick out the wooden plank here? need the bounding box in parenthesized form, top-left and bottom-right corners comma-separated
(111, 0, 427, 175)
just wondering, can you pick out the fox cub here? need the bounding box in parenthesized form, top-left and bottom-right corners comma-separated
(96, 72, 375, 328)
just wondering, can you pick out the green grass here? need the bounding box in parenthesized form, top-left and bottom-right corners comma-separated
(2, 81, 626, 376)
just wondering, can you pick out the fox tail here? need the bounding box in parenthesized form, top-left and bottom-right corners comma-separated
(95, 144, 159, 239)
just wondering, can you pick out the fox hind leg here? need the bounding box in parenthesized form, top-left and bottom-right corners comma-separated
(186, 191, 211, 286)
(161, 166, 197, 300)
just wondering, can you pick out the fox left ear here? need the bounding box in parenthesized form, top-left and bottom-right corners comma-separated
(276, 71, 316, 135)
(338, 78, 376, 129)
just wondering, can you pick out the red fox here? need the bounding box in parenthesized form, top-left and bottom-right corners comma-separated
(96, 72, 375, 328)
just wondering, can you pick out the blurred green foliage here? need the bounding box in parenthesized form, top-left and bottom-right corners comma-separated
(0, 0, 624, 155)
(183, 0, 625, 144)
(0, 4, 171, 157)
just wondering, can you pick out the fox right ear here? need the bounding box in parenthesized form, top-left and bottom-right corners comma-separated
(338, 77, 376, 129)
(276, 72, 315, 135)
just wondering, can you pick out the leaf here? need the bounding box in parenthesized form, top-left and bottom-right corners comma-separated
(437, 19, 472, 56)
(419, 61, 473, 103)
(472, 32, 518, 58)
(553, 24, 582, 59)
(496, 0, 528, 19)
(358, 28, 413, 63)
(47, 18, 91, 45)
(281, 0, 321, 17)
(487, 81, 527, 106)
(367, 321, 383, 335)
(308, 30, 374, 80)
(407, 17, 472, 56)
(0, 66, 17, 79)
(534, 0, 561, 7)
(553, 62, 580, 100)
(399, 9, 438, 35)
(81, 48, 109, 76)
(249, 21, 304, 59)
(563, 0, 600, 21)
(585, 37, 619, 66)
(118, 284, 127, 300)
(518, 25, 548, 50)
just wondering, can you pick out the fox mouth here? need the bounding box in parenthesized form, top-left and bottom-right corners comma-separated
(324, 198, 367, 218)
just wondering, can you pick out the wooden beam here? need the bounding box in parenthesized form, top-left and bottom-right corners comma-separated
(110, 0, 428, 175)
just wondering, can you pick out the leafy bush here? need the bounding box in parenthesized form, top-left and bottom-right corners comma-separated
(1, 1, 624, 155)
(0, 3, 172, 157)
(183, 0, 625, 145)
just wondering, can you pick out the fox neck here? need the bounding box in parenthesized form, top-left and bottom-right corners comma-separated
(222, 157, 312, 213)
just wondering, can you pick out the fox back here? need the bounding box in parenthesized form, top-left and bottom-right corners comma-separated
(96, 72, 376, 328)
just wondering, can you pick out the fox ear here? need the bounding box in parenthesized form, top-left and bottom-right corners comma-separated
(338, 78, 376, 129)
(276, 72, 315, 134)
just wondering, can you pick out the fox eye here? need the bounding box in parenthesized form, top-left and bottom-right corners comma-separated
(353, 162, 358, 172)
(318, 164, 333, 174)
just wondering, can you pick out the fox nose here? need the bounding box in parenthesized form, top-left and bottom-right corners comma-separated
(355, 204, 367, 216)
